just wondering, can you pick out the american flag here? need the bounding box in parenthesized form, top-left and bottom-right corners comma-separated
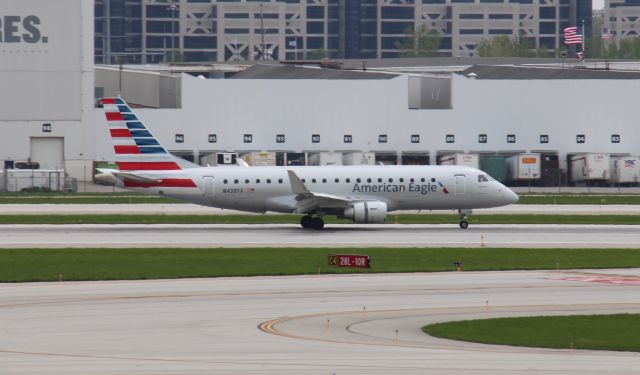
(576, 51, 584, 60)
(602, 27, 613, 40)
(564, 26, 583, 45)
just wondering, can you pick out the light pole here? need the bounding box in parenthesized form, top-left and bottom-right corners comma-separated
(259, 3, 266, 61)
(167, 4, 178, 64)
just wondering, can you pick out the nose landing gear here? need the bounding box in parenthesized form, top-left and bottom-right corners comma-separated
(458, 209, 471, 229)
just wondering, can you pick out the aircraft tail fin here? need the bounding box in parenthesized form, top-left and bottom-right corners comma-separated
(101, 97, 198, 171)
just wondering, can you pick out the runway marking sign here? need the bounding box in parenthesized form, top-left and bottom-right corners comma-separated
(329, 254, 370, 269)
(555, 273, 640, 286)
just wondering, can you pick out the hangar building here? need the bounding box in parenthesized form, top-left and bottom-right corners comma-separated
(93, 62, 640, 186)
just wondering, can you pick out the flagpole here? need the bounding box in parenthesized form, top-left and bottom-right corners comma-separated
(582, 19, 585, 64)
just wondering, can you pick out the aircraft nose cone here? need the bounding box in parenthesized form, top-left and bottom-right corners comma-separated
(505, 188, 519, 205)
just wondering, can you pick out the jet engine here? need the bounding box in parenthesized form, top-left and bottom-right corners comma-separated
(343, 201, 387, 224)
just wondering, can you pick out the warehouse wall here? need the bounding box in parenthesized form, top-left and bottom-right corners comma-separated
(93, 70, 640, 178)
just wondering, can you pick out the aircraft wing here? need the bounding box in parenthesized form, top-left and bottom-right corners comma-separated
(287, 170, 352, 213)
(96, 168, 161, 185)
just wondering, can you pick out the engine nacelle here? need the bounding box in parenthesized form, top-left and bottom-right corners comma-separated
(343, 201, 387, 224)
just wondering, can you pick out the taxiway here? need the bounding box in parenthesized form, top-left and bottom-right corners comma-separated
(1, 270, 639, 374)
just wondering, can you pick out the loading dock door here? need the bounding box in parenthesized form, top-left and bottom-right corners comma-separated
(30, 137, 64, 170)
(454, 174, 465, 195)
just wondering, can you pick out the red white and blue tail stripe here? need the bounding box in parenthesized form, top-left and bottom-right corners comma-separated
(102, 97, 183, 171)
(101, 97, 198, 189)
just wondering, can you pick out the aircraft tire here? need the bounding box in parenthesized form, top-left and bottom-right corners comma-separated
(311, 217, 325, 230)
(300, 215, 313, 229)
(459, 220, 469, 229)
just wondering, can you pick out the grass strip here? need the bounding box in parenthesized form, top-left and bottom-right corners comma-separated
(517, 195, 640, 205)
(424, 314, 640, 352)
(1, 247, 640, 282)
(0, 214, 639, 225)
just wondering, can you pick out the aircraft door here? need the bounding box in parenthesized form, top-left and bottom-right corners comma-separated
(454, 174, 465, 195)
(203, 176, 215, 197)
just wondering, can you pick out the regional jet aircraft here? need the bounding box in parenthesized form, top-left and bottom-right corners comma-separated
(96, 97, 518, 229)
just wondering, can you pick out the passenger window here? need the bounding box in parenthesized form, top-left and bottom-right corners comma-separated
(388, 178, 393, 183)
(278, 179, 283, 183)
(234, 179, 239, 184)
(223, 179, 228, 184)
(478, 174, 489, 182)
(312, 178, 317, 183)
(256, 179, 260, 183)
(322, 178, 326, 183)
(399, 178, 404, 183)
(420, 178, 425, 182)
(410, 178, 414, 183)
(378, 178, 383, 183)
(346, 178, 351, 183)
(245, 179, 249, 184)
(431, 178, 436, 182)
(367, 178, 372, 183)
(357, 178, 361, 183)
(267, 179, 271, 184)
(334, 178, 339, 183)
(302, 179, 306, 183)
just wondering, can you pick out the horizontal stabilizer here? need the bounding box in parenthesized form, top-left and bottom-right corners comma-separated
(96, 168, 161, 185)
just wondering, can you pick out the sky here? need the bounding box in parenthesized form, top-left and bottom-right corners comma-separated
(594, 0, 604, 10)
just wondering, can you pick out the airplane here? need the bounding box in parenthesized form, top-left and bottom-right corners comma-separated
(96, 97, 519, 230)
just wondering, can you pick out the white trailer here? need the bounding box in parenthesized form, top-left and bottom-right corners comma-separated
(241, 152, 276, 166)
(308, 152, 343, 166)
(506, 153, 541, 181)
(343, 152, 375, 165)
(439, 153, 479, 169)
(610, 156, 640, 184)
(570, 153, 610, 182)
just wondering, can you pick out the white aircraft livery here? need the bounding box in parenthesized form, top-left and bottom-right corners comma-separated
(97, 97, 518, 229)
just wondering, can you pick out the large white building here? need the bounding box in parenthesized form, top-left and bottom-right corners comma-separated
(93, 62, 640, 185)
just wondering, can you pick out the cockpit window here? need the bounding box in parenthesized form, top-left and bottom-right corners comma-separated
(478, 174, 489, 182)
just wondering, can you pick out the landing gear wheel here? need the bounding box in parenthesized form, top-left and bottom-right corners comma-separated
(300, 215, 313, 229)
(311, 217, 325, 230)
(457, 209, 471, 229)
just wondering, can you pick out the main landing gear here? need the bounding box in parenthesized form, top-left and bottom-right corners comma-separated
(300, 215, 325, 230)
(458, 209, 471, 229)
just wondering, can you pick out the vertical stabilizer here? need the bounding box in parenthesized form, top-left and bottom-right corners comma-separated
(101, 97, 195, 171)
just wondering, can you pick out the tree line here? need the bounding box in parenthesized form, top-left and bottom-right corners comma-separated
(395, 15, 640, 59)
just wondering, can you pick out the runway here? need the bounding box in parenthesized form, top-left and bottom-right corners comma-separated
(2, 270, 640, 374)
(1, 223, 639, 248)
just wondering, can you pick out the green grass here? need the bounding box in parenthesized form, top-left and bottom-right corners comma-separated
(518, 195, 640, 205)
(424, 314, 640, 352)
(2, 247, 640, 282)
(0, 214, 639, 225)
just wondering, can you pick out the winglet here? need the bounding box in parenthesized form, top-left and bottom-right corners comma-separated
(287, 170, 310, 196)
